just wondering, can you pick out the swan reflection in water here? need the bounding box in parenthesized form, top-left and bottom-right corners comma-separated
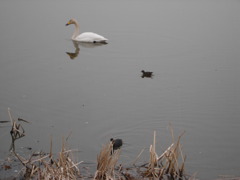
(66, 40, 107, 60)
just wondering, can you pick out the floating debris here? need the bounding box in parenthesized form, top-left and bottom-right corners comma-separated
(17, 118, 30, 123)
(0, 121, 10, 123)
(3, 165, 11, 170)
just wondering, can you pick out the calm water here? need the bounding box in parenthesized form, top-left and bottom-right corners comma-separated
(0, 0, 240, 179)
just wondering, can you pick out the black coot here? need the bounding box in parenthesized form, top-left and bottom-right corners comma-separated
(110, 138, 123, 151)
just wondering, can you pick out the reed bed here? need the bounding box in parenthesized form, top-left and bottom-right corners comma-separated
(5, 109, 82, 180)
(2, 109, 192, 180)
(36, 139, 82, 180)
(142, 130, 186, 179)
(94, 142, 121, 180)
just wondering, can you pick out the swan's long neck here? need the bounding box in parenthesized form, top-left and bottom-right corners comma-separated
(72, 22, 80, 40)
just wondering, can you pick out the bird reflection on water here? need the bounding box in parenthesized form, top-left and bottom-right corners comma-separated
(66, 41, 80, 59)
(66, 40, 107, 60)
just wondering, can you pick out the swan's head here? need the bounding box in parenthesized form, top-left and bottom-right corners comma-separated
(66, 19, 77, 26)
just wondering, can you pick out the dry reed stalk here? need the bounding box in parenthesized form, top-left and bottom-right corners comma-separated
(132, 148, 145, 165)
(18, 141, 82, 180)
(7, 109, 82, 179)
(94, 142, 121, 180)
(145, 131, 159, 178)
(143, 130, 187, 180)
(8, 108, 26, 152)
(37, 138, 81, 180)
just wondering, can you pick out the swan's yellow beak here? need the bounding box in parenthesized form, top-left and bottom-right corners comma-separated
(65, 22, 70, 26)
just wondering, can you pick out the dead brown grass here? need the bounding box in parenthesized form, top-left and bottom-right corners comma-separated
(142, 130, 187, 180)
(94, 141, 121, 180)
(7, 108, 82, 180)
(37, 138, 82, 180)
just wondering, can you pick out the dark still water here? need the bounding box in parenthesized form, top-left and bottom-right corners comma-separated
(0, 0, 240, 179)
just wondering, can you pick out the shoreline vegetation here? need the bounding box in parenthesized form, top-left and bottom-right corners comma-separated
(0, 109, 239, 180)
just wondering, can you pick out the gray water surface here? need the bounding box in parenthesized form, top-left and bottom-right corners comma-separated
(0, 0, 240, 179)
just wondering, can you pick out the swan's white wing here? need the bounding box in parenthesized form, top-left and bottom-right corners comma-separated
(75, 32, 108, 43)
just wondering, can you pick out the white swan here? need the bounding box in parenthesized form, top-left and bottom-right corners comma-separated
(66, 18, 108, 43)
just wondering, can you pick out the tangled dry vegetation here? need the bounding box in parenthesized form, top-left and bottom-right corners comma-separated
(5, 108, 82, 179)
(142, 131, 186, 179)
(1, 109, 193, 180)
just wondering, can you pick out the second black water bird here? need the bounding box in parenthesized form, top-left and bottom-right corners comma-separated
(141, 70, 153, 78)
(110, 138, 123, 151)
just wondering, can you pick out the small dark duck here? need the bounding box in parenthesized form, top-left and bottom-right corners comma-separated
(141, 70, 153, 78)
(110, 138, 123, 151)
